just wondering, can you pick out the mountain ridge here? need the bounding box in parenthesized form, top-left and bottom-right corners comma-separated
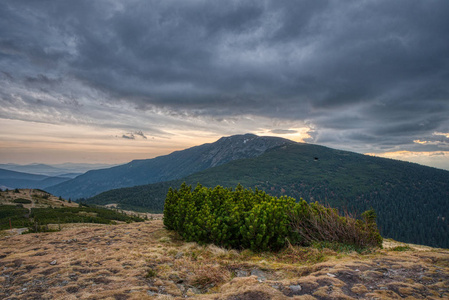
(46, 134, 295, 199)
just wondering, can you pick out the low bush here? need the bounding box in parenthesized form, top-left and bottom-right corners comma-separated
(30, 206, 145, 225)
(0, 205, 32, 229)
(164, 183, 382, 252)
(289, 203, 383, 249)
(13, 198, 32, 204)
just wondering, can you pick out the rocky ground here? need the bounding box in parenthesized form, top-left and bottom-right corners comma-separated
(0, 219, 448, 299)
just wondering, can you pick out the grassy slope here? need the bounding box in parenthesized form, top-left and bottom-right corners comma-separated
(0, 189, 144, 230)
(0, 189, 79, 209)
(1, 219, 448, 299)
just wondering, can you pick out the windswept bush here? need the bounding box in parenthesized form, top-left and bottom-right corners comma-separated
(164, 183, 382, 252)
(289, 202, 382, 249)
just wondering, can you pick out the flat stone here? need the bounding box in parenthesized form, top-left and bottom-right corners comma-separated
(289, 284, 302, 293)
(235, 270, 248, 277)
(251, 269, 267, 281)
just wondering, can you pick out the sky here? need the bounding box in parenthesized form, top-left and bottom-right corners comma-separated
(1, 0, 449, 170)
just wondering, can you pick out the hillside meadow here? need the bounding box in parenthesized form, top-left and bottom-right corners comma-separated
(0, 189, 147, 233)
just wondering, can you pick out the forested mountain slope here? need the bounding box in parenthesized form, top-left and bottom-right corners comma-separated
(46, 134, 294, 200)
(87, 143, 449, 248)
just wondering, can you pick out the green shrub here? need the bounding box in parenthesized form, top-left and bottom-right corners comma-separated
(13, 198, 32, 204)
(164, 183, 295, 251)
(164, 183, 383, 252)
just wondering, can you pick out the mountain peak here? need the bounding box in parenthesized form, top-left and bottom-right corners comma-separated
(217, 133, 257, 141)
(206, 134, 296, 167)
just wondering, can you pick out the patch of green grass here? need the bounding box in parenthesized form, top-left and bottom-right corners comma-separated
(311, 241, 371, 254)
(391, 245, 412, 252)
(24, 224, 61, 234)
(313, 241, 354, 252)
(145, 268, 157, 278)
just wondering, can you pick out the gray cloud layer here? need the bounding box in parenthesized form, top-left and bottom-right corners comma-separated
(1, 0, 449, 154)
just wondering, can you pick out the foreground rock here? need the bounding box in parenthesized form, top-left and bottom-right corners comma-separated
(0, 220, 448, 299)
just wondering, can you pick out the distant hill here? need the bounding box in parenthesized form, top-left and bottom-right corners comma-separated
(46, 134, 294, 199)
(0, 163, 115, 177)
(0, 164, 64, 177)
(87, 142, 449, 248)
(0, 168, 71, 190)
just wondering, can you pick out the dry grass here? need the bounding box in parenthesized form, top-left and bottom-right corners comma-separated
(0, 219, 448, 299)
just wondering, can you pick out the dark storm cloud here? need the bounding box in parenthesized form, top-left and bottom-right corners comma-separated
(1, 0, 449, 153)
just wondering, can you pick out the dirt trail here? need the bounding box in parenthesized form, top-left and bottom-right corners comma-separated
(0, 220, 448, 299)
